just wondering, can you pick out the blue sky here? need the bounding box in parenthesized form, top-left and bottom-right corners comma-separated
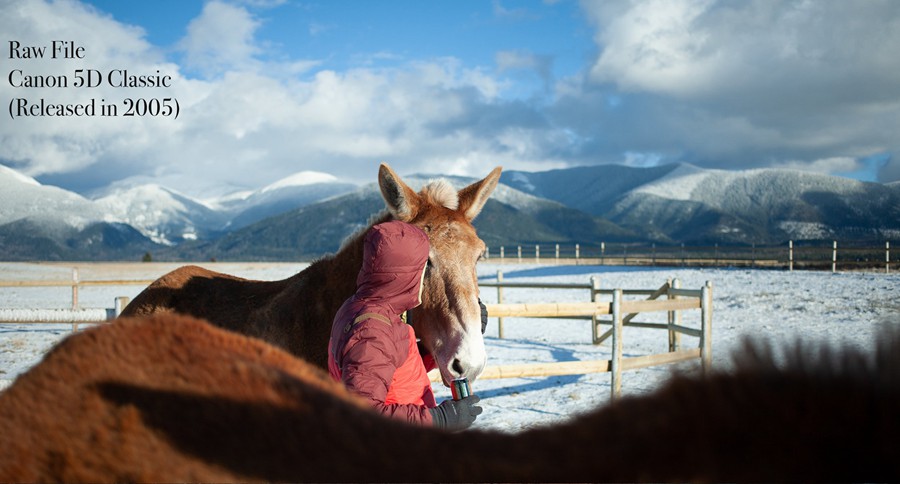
(84, 1, 592, 95)
(2, 0, 899, 198)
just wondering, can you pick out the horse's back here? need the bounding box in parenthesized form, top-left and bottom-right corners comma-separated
(0, 315, 363, 482)
(121, 265, 221, 315)
(121, 264, 284, 320)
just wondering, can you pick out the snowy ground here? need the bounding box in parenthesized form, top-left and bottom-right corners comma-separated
(1, 261, 898, 433)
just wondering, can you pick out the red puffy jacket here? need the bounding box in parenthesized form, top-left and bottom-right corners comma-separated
(328, 221, 437, 425)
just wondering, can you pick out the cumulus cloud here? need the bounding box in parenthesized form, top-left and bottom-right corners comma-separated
(179, 1, 262, 75)
(1, 0, 542, 196)
(579, 0, 900, 181)
(1, 0, 190, 180)
(586, 0, 900, 103)
(2, 0, 900, 200)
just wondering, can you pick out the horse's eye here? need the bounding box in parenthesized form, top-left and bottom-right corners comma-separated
(426, 259, 434, 268)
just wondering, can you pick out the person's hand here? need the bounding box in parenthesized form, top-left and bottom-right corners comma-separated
(429, 395, 483, 430)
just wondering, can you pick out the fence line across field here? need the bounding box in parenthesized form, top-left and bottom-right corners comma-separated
(1, 270, 712, 400)
(0, 239, 892, 307)
(485, 240, 895, 273)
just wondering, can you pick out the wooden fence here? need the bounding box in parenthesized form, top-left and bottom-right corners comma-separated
(0, 267, 154, 310)
(0, 296, 131, 331)
(1, 271, 712, 400)
(486, 240, 896, 272)
(470, 272, 713, 399)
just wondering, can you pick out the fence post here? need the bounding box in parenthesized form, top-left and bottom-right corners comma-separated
(652, 244, 656, 266)
(667, 278, 682, 352)
(115, 296, 130, 317)
(680, 243, 685, 267)
(714, 243, 719, 266)
(555, 244, 559, 261)
(600, 242, 605, 265)
(72, 267, 79, 331)
(575, 244, 580, 261)
(751, 243, 756, 268)
(590, 276, 601, 344)
(496, 270, 504, 339)
(832, 241, 837, 273)
(71, 268, 79, 310)
(887, 241, 891, 274)
(611, 288, 623, 400)
(485, 247, 490, 260)
(789, 240, 794, 272)
(535, 244, 540, 262)
(500, 246, 504, 260)
(517, 246, 522, 263)
(700, 281, 713, 374)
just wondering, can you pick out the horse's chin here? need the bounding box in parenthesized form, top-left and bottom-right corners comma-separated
(432, 356, 454, 388)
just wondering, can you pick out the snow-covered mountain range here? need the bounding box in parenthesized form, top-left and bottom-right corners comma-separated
(502, 163, 900, 244)
(1, 165, 356, 246)
(2, 163, 899, 261)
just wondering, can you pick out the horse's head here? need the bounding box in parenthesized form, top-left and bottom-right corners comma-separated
(378, 163, 501, 386)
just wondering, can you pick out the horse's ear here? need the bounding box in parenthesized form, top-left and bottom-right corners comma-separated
(457, 166, 502, 221)
(378, 163, 421, 222)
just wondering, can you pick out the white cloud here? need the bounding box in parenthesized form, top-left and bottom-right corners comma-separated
(1, 0, 189, 176)
(587, 0, 717, 96)
(3, 0, 900, 199)
(496, 50, 553, 88)
(0, 0, 540, 195)
(585, 0, 900, 102)
(577, 0, 900, 181)
(179, 1, 262, 75)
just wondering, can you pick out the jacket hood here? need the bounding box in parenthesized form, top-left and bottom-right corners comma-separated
(355, 221, 429, 315)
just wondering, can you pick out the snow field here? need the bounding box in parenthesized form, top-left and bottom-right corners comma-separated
(1, 261, 898, 433)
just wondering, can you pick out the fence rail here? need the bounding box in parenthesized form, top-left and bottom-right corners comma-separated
(486, 240, 896, 272)
(0, 296, 131, 330)
(467, 273, 713, 399)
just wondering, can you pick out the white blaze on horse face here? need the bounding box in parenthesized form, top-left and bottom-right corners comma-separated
(416, 262, 427, 305)
(422, 229, 488, 385)
(452, 303, 487, 382)
(425, 293, 486, 385)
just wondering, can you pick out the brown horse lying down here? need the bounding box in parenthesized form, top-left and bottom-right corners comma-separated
(0, 315, 897, 482)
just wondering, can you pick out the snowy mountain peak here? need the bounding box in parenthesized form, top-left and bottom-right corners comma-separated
(0, 164, 40, 187)
(0, 164, 109, 229)
(94, 183, 226, 245)
(632, 163, 715, 201)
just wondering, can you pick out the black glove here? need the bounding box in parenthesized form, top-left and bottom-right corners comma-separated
(479, 298, 488, 334)
(430, 395, 483, 430)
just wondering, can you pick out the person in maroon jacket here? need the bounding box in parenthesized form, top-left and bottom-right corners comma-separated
(328, 220, 482, 429)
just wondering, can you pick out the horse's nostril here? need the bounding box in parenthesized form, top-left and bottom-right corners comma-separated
(452, 358, 464, 375)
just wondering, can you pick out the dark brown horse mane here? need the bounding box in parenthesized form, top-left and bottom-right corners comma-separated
(1, 314, 897, 482)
